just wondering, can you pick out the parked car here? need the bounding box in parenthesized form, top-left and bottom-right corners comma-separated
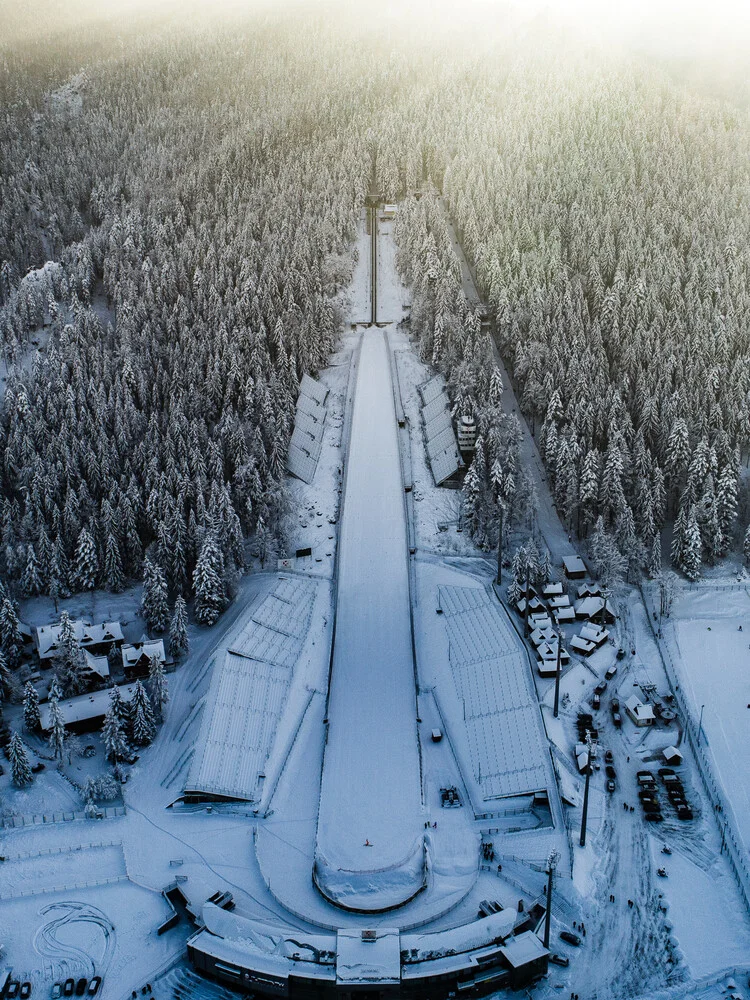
(592, 694, 601, 710)
(605, 765, 616, 779)
(20, 984, 31, 999)
(87, 980, 101, 997)
(605, 750, 614, 764)
(560, 930, 582, 946)
(676, 806, 694, 820)
(616, 647, 626, 660)
(658, 768, 675, 778)
(6, 984, 20, 1000)
(637, 770, 655, 781)
(645, 812, 664, 822)
(63, 981, 75, 998)
(595, 681, 607, 695)
(52, 986, 63, 1000)
(75, 982, 87, 998)
(605, 665, 618, 680)
(612, 711, 622, 727)
(607, 778, 616, 793)
(549, 953, 570, 967)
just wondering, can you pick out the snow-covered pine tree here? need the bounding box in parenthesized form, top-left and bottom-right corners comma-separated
(102, 689, 129, 764)
(47, 693, 66, 761)
(0, 596, 23, 666)
(744, 524, 750, 566)
(169, 595, 189, 659)
(23, 680, 41, 731)
(56, 610, 86, 697)
(193, 534, 227, 626)
(130, 680, 157, 746)
(141, 556, 169, 633)
(21, 543, 42, 596)
(148, 653, 169, 719)
(8, 730, 33, 786)
(0, 651, 11, 702)
(73, 526, 99, 591)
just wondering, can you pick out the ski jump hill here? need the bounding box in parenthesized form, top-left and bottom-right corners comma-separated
(313, 330, 425, 912)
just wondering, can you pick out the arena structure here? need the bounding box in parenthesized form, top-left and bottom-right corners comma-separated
(187, 903, 549, 999)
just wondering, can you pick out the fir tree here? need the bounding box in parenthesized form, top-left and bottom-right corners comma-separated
(56, 610, 86, 697)
(148, 653, 169, 719)
(73, 526, 99, 591)
(8, 731, 33, 787)
(48, 692, 66, 762)
(23, 680, 41, 732)
(193, 534, 227, 626)
(0, 651, 11, 702)
(102, 689, 129, 765)
(130, 680, 157, 746)
(141, 556, 169, 633)
(744, 524, 750, 566)
(169, 595, 189, 659)
(0, 596, 23, 667)
(21, 543, 42, 597)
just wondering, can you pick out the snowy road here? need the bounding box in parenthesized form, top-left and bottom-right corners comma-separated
(314, 329, 424, 912)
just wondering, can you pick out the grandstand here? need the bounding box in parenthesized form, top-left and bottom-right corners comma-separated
(287, 374, 329, 484)
(417, 375, 462, 485)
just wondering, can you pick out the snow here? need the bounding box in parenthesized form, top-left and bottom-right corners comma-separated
(663, 585, 750, 849)
(314, 329, 424, 911)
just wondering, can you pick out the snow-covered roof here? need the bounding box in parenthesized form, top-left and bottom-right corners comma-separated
(542, 582, 563, 597)
(553, 607, 576, 623)
(417, 375, 446, 406)
(663, 745, 683, 762)
(574, 596, 614, 621)
(39, 682, 138, 730)
(336, 928, 400, 985)
(499, 931, 549, 968)
(287, 374, 328, 484)
(121, 639, 165, 667)
(186, 577, 315, 801)
(571, 636, 595, 655)
(439, 586, 550, 799)
(577, 582, 602, 598)
(563, 555, 587, 576)
(82, 649, 110, 678)
(580, 624, 609, 645)
(625, 696, 655, 722)
(37, 619, 123, 658)
(402, 909, 516, 963)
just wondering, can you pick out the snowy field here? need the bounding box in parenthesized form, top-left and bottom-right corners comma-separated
(664, 586, 750, 848)
(314, 330, 424, 911)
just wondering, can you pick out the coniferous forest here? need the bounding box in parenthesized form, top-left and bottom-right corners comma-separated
(1, 0, 749, 626)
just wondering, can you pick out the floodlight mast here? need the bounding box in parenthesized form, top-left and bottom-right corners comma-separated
(543, 849, 560, 948)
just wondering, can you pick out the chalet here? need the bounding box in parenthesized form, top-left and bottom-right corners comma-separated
(562, 555, 587, 580)
(548, 594, 571, 610)
(121, 638, 169, 679)
(625, 696, 655, 727)
(36, 618, 124, 666)
(82, 648, 110, 682)
(577, 582, 602, 599)
(553, 606, 576, 625)
(516, 595, 546, 616)
(570, 635, 596, 657)
(662, 746, 683, 766)
(574, 596, 616, 624)
(542, 582, 563, 599)
(39, 682, 138, 734)
(579, 623, 609, 647)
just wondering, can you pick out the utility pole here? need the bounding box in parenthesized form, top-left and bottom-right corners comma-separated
(580, 731, 594, 847)
(698, 703, 706, 744)
(496, 505, 504, 585)
(553, 636, 562, 719)
(543, 850, 560, 949)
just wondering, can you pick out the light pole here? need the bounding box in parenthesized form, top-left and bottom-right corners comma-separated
(698, 704, 706, 744)
(553, 635, 562, 719)
(580, 731, 594, 847)
(543, 850, 560, 949)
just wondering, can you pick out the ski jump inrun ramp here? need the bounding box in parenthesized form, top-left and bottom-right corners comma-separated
(313, 329, 425, 913)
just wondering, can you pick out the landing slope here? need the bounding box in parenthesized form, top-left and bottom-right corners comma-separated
(314, 330, 424, 911)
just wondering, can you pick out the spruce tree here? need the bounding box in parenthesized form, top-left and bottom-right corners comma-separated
(148, 653, 169, 719)
(193, 534, 227, 626)
(8, 731, 33, 787)
(23, 680, 41, 732)
(21, 543, 42, 597)
(744, 524, 750, 566)
(0, 596, 23, 667)
(169, 595, 189, 659)
(48, 693, 66, 762)
(56, 610, 86, 697)
(0, 651, 11, 702)
(73, 526, 99, 591)
(141, 556, 169, 633)
(131, 680, 157, 746)
(102, 689, 129, 765)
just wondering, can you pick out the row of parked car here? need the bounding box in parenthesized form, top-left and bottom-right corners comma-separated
(659, 768, 694, 820)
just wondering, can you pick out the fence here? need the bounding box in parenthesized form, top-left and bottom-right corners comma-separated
(2, 839, 121, 862)
(0, 873, 128, 901)
(640, 582, 750, 914)
(1, 805, 125, 829)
